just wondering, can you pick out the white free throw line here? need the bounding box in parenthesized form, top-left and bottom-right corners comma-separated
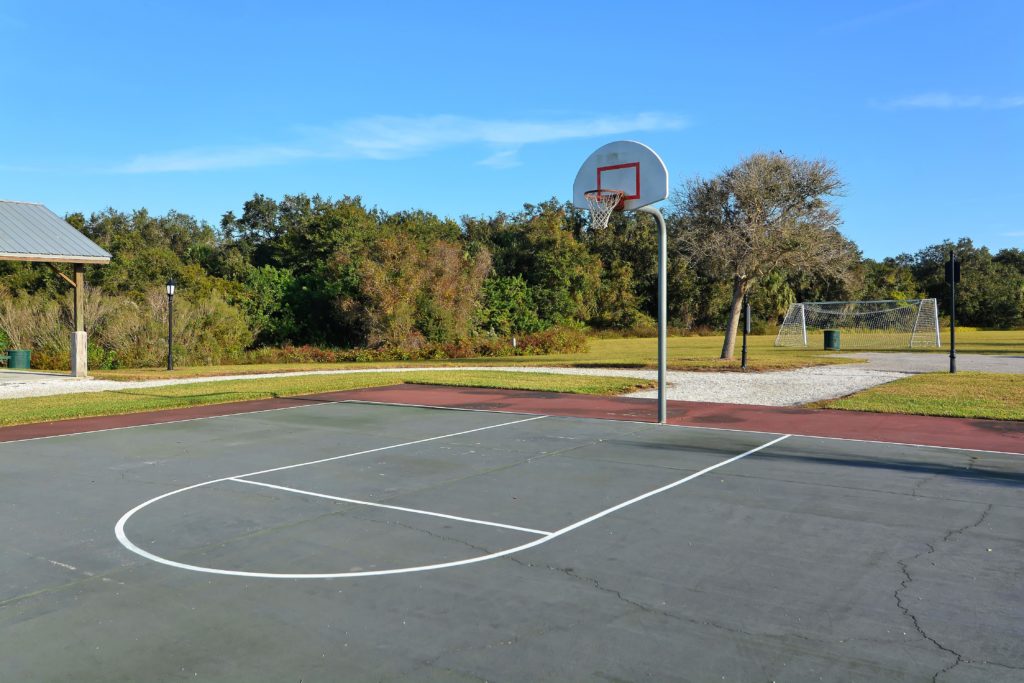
(116, 432, 790, 579)
(229, 477, 551, 536)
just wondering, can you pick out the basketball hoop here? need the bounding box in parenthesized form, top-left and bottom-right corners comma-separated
(574, 141, 670, 423)
(583, 189, 625, 229)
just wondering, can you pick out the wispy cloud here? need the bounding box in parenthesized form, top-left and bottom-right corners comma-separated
(117, 113, 687, 173)
(477, 149, 522, 169)
(823, 0, 933, 32)
(878, 93, 1024, 110)
(118, 146, 317, 173)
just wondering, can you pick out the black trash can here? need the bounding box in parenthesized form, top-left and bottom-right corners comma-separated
(823, 330, 840, 351)
(8, 349, 31, 369)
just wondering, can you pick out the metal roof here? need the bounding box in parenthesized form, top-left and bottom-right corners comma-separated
(0, 200, 111, 264)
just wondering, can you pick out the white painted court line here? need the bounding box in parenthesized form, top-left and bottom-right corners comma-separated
(115, 414, 547, 569)
(115, 430, 790, 579)
(229, 477, 551, 535)
(541, 434, 790, 540)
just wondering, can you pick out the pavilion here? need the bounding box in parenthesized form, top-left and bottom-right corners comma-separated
(0, 200, 111, 377)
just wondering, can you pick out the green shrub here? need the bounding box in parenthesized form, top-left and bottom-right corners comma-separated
(236, 326, 587, 365)
(0, 286, 255, 370)
(516, 324, 589, 354)
(241, 265, 297, 344)
(0, 287, 68, 358)
(479, 275, 543, 336)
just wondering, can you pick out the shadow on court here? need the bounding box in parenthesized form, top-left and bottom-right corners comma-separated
(755, 447, 1024, 488)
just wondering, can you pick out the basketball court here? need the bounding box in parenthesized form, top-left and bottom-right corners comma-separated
(1, 388, 1021, 681)
(2, 142, 1020, 682)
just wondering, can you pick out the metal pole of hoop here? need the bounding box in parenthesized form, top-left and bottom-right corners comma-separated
(639, 206, 667, 424)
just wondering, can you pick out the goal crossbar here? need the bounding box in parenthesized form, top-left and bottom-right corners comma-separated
(774, 299, 941, 350)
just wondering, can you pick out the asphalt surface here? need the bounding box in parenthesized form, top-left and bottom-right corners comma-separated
(838, 351, 1024, 373)
(1, 401, 1021, 682)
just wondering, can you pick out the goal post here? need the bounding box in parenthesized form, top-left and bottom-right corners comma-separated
(774, 299, 942, 350)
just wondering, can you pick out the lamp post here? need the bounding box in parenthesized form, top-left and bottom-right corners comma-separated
(166, 278, 176, 371)
(741, 293, 750, 370)
(946, 250, 960, 374)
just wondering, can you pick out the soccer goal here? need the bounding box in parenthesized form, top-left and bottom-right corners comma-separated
(774, 299, 941, 350)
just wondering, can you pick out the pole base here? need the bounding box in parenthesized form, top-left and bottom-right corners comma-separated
(71, 331, 88, 378)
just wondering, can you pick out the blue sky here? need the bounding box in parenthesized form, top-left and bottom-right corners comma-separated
(1, 0, 1020, 259)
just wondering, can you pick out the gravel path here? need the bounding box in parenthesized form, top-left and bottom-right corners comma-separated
(0, 363, 909, 407)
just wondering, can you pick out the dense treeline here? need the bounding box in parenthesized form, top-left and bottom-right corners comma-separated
(0, 182, 1021, 369)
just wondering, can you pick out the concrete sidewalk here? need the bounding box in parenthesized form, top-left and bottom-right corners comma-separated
(839, 351, 1024, 373)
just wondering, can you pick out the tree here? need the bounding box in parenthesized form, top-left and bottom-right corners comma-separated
(751, 270, 797, 328)
(479, 275, 543, 335)
(911, 238, 1024, 329)
(860, 257, 923, 301)
(416, 240, 491, 343)
(464, 199, 601, 326)
(241, 265, 297, 344)
(672, 152, 858, 359)
(995, 248, 1024, 277)
(583, 211, 659, 328)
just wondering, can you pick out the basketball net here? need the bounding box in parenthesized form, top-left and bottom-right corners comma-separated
(584, 189, 624, 229)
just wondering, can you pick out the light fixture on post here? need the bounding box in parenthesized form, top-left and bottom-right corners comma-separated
(166, 278, 176, 371)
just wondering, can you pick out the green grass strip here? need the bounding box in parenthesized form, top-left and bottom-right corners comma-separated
(92, 335, 861, 380)
(817, 372, 1024, 420)
(0, 371, 654, 428)
(400, 370, 652, 395)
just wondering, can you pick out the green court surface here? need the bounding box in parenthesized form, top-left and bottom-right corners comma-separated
(1, 401, 1021, 681)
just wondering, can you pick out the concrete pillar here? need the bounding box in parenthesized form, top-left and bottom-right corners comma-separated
(71, 331, 88, 378)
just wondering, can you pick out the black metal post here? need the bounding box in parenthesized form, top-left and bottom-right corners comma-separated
(949, 251, 956, 374)
(167, 287, 174, 371)
(741, 293, 750, 369)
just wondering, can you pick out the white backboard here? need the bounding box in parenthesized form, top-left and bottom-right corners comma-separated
(572, 140, 669, 212)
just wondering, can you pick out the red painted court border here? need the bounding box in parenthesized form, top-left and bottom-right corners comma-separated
(0, 384, 1020, 454)
(339, 385, 1024, 454)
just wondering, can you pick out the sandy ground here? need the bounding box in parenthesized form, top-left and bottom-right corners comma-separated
(0, 363, 907, 407)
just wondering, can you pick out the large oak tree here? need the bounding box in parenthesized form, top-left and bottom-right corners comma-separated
(672, 152, 859, 359)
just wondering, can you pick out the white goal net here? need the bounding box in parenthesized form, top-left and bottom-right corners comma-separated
(774, 299, 941, 350)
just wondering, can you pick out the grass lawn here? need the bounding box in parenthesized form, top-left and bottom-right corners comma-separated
(928, 328, 1024, 355)
(90, 329, 1024, 382)
(0, 370, 654, 428)
(93, 334, 861, 381)
(26, 329, 1023, 424)
(467, 335, 860, 371)
(816, 372, 1024, 420)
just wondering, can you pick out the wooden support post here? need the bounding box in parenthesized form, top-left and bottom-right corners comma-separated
(71, 264, 87, 377)
(74, 263, 85, 332)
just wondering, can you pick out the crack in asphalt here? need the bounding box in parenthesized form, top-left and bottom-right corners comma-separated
(894, 504, 993, 683)
(507, 557, 830, 652)
(364, 520, 997, 681)
(382, 518, 498, 557)
(910, 473, 939, 498)
(542, 562, 682, 621)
